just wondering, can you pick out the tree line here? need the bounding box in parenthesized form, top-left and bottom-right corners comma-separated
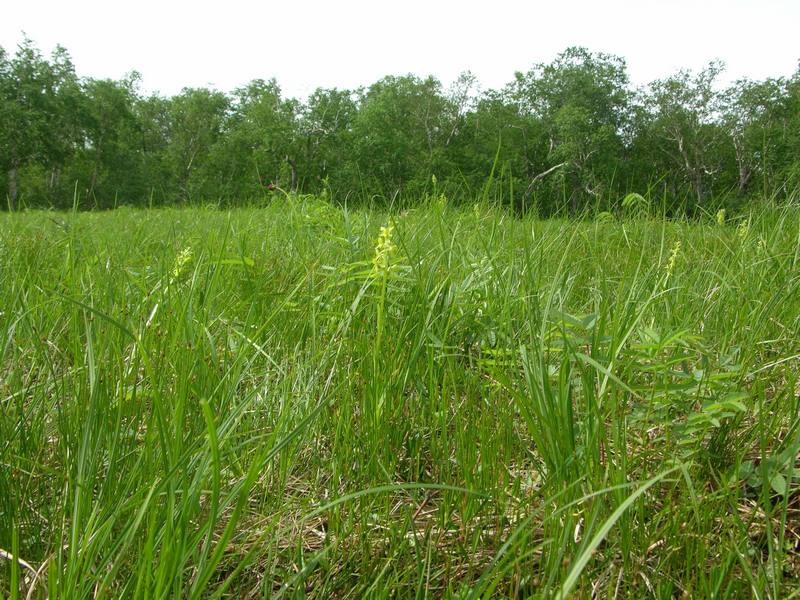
(1, 40, 798, 214)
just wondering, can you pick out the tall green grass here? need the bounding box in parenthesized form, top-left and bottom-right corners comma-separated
(1, 196, 799, 597)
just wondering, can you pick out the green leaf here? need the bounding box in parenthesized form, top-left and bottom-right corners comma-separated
(218, 257, 255, 267)
(770, 473, 788, 496)
(555, 467, 678, 600)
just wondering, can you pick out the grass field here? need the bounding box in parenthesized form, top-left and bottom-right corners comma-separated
(1, 196, 799, 598)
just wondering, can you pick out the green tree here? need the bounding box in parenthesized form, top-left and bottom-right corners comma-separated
(298, 87, 358, 195)
(0, 39, 80, 208)
(209, 79, 298, 200)
(771, 66, 800, 192)
(70, 74, 146, 206)
(511, 47, 630, 211)
(0, 45, 10, 202)
(448, 89, 545, 209)
(132, 94, 174, 204)
(635, 63, 730, 207)
(164, 87, 231, 202)
(352, 75, 450, 199)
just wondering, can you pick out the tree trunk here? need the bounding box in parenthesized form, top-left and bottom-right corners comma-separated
(90, 165, 99, 198)
(287, 157, 298, 192)
(7, 164, 18, 211)
(693, 170, 704, 206)
(48, 167, 60, 191)
(90, 146, 102, 199)
(521, 162, 566, 211)
(732, 136, 751, 195)
(738, 166, 752, 194)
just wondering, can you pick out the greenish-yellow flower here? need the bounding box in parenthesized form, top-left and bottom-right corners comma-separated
(372, 225, 396, 274)
(171, 247, 194, 281)
(665, 240, 681, 279)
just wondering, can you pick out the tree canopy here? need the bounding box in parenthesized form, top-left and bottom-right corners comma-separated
(1, 39, 799, 214)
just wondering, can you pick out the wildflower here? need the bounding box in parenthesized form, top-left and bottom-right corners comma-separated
(665, 240, 681, 279)
(171, 246, 194, 281)
(715, 208, 726, 226)
(736, 219, 749, 241)
(372, 225, 396, 275)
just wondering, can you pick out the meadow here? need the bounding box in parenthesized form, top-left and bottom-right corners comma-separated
(1, 195, 799, 598)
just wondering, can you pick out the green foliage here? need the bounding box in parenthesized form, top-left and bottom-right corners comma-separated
(2, 40, 799, 212)
(511, 47, 630, 208)
(739, 435, 800, 497)
(2, 201, 799, 596)
(0, 39, 81, 209)
(351, 75, 451, 197)
(621, 191, 650, 217)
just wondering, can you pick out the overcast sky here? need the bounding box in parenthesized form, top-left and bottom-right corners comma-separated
(2, 0, 798, 99)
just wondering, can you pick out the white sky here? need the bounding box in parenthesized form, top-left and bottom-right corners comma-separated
(2, 0, 798, 99)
